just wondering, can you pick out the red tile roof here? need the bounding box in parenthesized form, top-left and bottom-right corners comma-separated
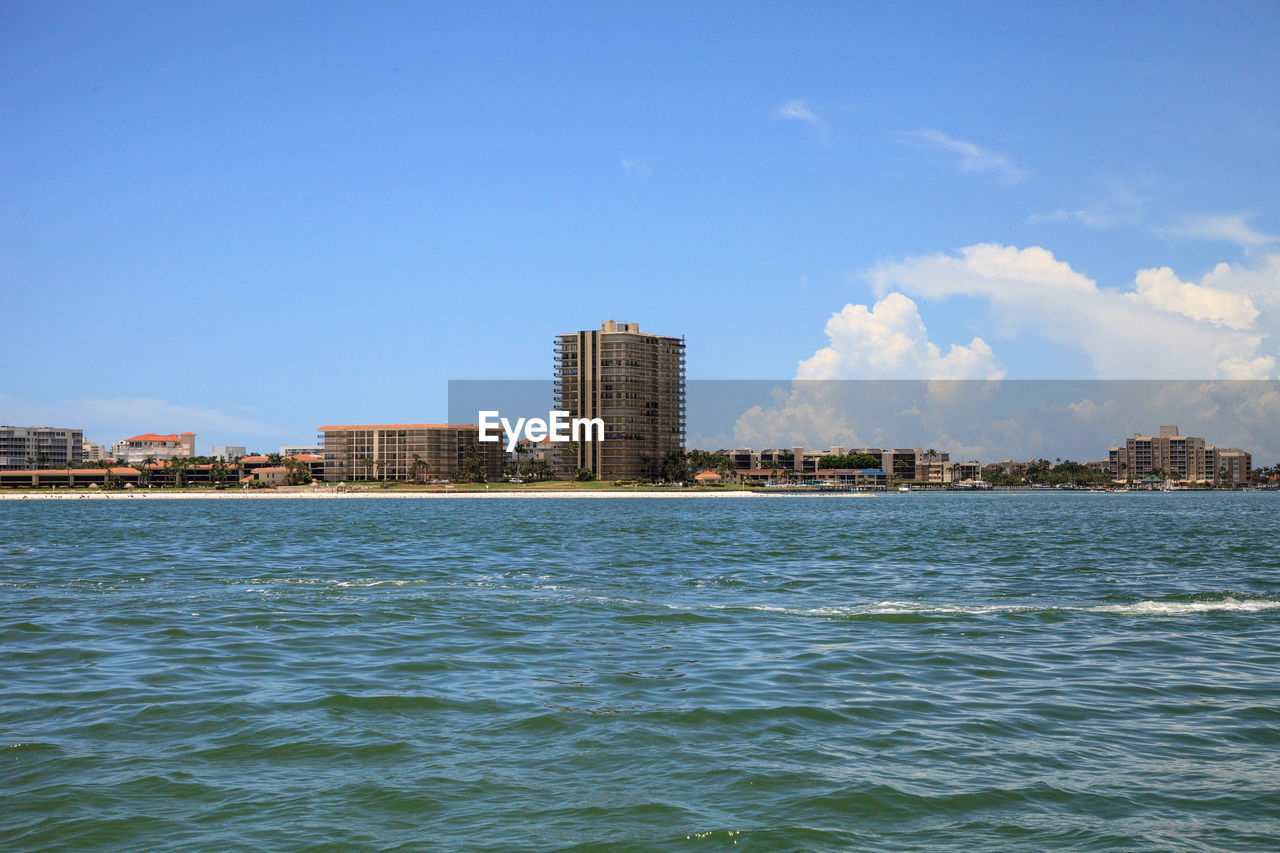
(124, 433, 184, 443)
(4, 467, 143, 475)
(241, 455, 271, 463)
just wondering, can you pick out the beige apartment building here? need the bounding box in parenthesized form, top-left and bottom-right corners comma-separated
(317, 423, 505, 482)
(554, 321, 686, 479)
(1205, 446, 1252, 485)
(1108, 425, 1251, 483)
(111, 432, 195, 464)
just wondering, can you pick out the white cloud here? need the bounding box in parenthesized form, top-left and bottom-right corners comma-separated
(1175, 213, 1277, 248)
(1126, 266, 1258, 329)
(773, 99, 823, 127)
(732, 391, 861, 449)
(899, 129, 1027, 183)
(796, 293, 1005, 380)
(868, 244, 1279, 379)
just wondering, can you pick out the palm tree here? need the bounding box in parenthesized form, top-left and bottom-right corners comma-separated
(359, 456, 374, 481)
(410, 453, 427, 484)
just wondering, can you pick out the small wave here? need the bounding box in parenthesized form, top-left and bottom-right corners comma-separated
(1090, 598, 1280, 615)
(689, 597, 1280, 619)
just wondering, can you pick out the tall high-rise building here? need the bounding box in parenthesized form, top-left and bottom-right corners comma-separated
(554, 321, 685, 480)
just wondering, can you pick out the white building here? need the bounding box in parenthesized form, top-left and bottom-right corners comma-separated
(211, 445, 247, 462)
(280, 444, 323, 457)
(111, 432, 196, 464)
(81, 441, 108, 463)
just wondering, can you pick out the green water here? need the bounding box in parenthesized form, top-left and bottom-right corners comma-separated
(2, 493, 1279, 850)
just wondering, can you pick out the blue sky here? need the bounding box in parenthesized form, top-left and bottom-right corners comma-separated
(3, 2, 1279, 454)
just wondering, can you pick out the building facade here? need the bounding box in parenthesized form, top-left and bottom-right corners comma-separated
(317, 423, 505, 482)
(112, 432, 196, 464)
(211, 445, 247, 462)
(1107, 425, 1251, 483)
(0, 426, 84, 470)
(724, 445, 961, 483)
(1205, 446, 1252, 484)
(554, 321, 685, 479)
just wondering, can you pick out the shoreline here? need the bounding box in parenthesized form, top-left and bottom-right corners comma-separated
(0, 488, 1264, 501)
(0, 489, 776, 500)
(0, 489, 896, 501)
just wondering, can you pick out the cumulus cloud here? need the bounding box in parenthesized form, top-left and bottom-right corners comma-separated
(796, 293, 1005, 380)
(868, 244, 1279, 379)
(899, 129, 1027, 183)
(732, 385, 862, 449)
(1126, 266, 1258, 329)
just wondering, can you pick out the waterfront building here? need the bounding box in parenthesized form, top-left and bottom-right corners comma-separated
(112, 432, 196, 464)
(0, 426, 84, 470)
(1205, 446, 1252, 484)
(509, 436, 558, 474)
(279, 444, 323, 457)
(554, 321, 685, 479)
(725, 445, 959, 483)
(816, 468, 889, 490)
(284, 453, 326, 480)
(317, 423, 504, 482)
(247, 466, 289, 486)
(81, 441, 107, 463)
(239, 455, 273, 477)
(0, 466, 141, 488)
(1107, 426, 1250, 483)
(211, 445, 247, 462)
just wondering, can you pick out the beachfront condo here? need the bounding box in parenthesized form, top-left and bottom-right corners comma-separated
(554, 321, 686, 480)
(316, 423, 505, 482)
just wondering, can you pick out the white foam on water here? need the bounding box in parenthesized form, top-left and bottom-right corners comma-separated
(683, 598, 1280, 618)
(1088, 598, 1280, 615)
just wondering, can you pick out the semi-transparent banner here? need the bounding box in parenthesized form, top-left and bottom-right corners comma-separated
(448, 380, 1280, 463)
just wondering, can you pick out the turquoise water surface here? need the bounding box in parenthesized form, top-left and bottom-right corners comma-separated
(3, 493, 1279, 850)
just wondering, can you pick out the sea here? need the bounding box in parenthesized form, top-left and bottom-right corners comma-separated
(2, 493, 1279, 851)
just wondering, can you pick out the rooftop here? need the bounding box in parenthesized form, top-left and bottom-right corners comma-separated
(317, 423, 479, 431)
